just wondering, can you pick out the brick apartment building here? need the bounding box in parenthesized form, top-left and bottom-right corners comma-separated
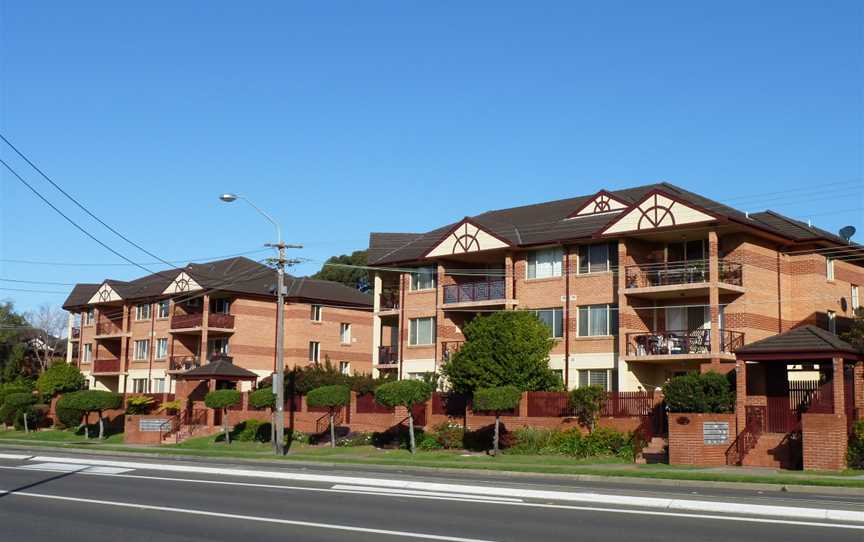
(367, 182, 863, 392)
(62, 257, 373, 394)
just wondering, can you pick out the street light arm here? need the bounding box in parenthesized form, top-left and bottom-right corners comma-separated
(234, 195, 282, 244)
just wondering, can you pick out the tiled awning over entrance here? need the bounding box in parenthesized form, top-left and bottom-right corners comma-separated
(174, 356, 259, 382)
(734, 325, 861, 361)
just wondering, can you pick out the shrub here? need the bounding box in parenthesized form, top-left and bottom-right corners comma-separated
(249, 388, 276, 409)
(0, 382, 33, 406)
(307, 384, 350, 447)
(371, 425, 426, 450)
(417, 432, 444, 451)
(65, 390, 123, 439)
(463, 424, 499, 452)
(125, 395, 156, 415)
(663, 371, 734, 413)
(375, 380, 432, 454)
(35, 363, 85, 399)
(544, 426, 633, 459)
(4, 392, 37, 432)
(569, 385, 606, 432)
(160, 400, 182, 414)
(14, 404, 47, 431)
(55, 392, 85, 429)
(473, 386, 521, 455)
(507, 427, 558, 455)
(204, 389, 242, 444)
(849, 420, 864, 469)
(336, 432, 373, 447)
(429, 421, 465, 449)
(231, 419, 272, 442)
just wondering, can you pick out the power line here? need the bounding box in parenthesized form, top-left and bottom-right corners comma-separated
(0, 248, 271, 267)
(0, 287, 68, 294)
(0, 278, 76, 286)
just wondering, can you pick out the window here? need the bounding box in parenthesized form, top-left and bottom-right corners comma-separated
(409, 317, 435, 345)
(133, 339, 149, 360)
(135, 303, 151, 321)
(578, 243, 617, 274)
(308, 341, 320, 362)
(208, 337, 229, 357)
(578, 369, 615, 391)
(155, 338, 168, 359)
(185, 298, 202, 309)
(340, 323, 351, 344)
(533, 308, 564, 338)
(827, 310, 836, 334)
(210, 298, 231, 314)
(83, 309, 95, 325)
(132, 378, 147, 393)
(339, 361, 351, 375)
(152, 378, 166, 393)
(410, 267, 436, 290)
(577, 304, 618, 336)
(157, 300, 170, 318)
(852, 285, 860, 310)
(310, 305, 322, 322)
(82, 343, 93, 363)
(826, 257, 835, 280)
(527, 247, 563, 279)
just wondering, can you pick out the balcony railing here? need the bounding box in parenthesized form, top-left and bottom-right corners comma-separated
(92, 358, 121, 373)
(209, 313, 235, 329)
(170, 312, 235, 330)
(443, 279, 505, 304)
(625, 329, 744, 356)
(625, 259, 743, 289)
(377, 346, 398, 366)
(71, 327, 80, 339)
(95, 319, 124, 336)
(379, 290, 400, 311)
(169, 356, 201, 371)
(441, 341, 464, 363)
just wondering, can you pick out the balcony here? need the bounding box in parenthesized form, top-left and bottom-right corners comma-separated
(624, 329, 744, 361)
(169, 356, 201, 372)
(379, 290, 400, 312)
(624, 259, 744, 299)
(95, 319, 125, 338)
(92, 358, 122, 374)
(170, 312, 235, 333)
(376, 346, 398, 367)
(443, 279, 508, 307)
(71, 327, 80, 340)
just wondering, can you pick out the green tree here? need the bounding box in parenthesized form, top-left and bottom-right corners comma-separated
(36, 362, 85, 399)
(204, 389, 242, 444)
(375, 380, 432, 454)
(473, 386, 521, 456)
(306, 385, 350, 447)
(441, 311, 558, 394)
(67, 390, 123, 439)
(569, 385, 606, 433)
(0, 302, 28, 382)
(3, 392, 37, 432)
(310, 250, 369, 291)
(249, 388, 277, 446)
(662, 372, 734, 413)
(841, 307, 864, 350)
(55, 392, 85, 429)
(1, 344, 27, 384)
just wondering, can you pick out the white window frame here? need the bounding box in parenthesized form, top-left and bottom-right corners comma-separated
(211, 298, 231, 314)
(339, 361, 351, 375)
(577, 369, 615, 391)
(409, 317, 435, 346)
(340, 323, 351, 344)
(135, 303, 151, 321)
(852, 285, 860, 310)
(207, 337, 229, 357)
(155, 338, 168, 359)
(311, 305, 323, 322)
(83, 309, 95, 326)
(578, 243, 617, 274)
(410, 267, 436, 291)
(308, 341, 320, 362)
(152, 378, 166, 393)
(133, 339, 150, 360)
(527, 247, 563, 280)
(157, 300, 170, 319)
(826, 257, 835, 280)
(132, 378, 147, 394)
(82, 343, 93, 362)
(827, 310, 836, 333)
(577, 304, 618, 337)
(533, 308, 564, 338)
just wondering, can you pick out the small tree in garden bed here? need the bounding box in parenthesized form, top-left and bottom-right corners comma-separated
(125, 395, 157, 415)
(35, 362, 85, 400)
(204, 389, 242, 444)
(159, 400, 182, 414)
(249, 388, 277, 445)
(306, 385, 350, 448)
(473, 386, 521, 456)
(569, 385, 606, 433)
(68, 390, 123, 439)
(662, 371, 734, 413)
(55, 392, 85, 429)
(375, 380, 432, 454)
(4, 392, 37, 432)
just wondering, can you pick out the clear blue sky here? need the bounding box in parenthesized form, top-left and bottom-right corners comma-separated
(1, 1, 862, 314)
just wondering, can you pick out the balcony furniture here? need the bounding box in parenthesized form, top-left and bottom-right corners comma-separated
(625, 259, 743, 289)
(627, 329, 744, 356)
(379, 290, 400, 311)
(169, 356, 201, 371)
(377, 346, 398, 365)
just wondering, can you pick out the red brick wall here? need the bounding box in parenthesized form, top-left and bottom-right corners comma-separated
(668, 413, 736, 466)
(802, 413, 848, 471)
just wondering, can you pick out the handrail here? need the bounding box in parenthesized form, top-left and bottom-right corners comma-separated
(725, 407, 764, 466)
(158, 414, 180, 443)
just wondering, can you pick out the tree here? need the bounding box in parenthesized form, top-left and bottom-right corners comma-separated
(67, 390, 122, 439)
(310, 250, 369, 291)
(0, 302, 30, 382)
(36, 362, 85, 399)
(4, 392, 37, 432)
(204, 389, 242, 444)
(841, 307, 864, 351)
(306, 385, 350, 447)
(441, 311, 559, 394)
(249, 388, 277, 446)
(55, 392, 85, 429)
(26, 304, 67, 373)
(375, 380, 432, 454)
(473, 386, 521, 456)
(569, 385, 606, 433)
(662, 372, 734, 413)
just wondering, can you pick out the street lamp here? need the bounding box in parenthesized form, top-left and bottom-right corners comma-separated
(220, 193, 296, 455)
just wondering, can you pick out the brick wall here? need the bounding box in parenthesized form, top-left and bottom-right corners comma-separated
(668, 413, 736, 466)
(801, 413, 848, 471)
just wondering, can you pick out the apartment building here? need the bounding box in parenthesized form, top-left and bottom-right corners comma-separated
(62, 257, 373, 393)
(367, 183, 863, 391)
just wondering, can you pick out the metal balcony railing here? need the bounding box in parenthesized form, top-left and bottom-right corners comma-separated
(625, 329, 744, 356)
(379, 290, 400, 310)
(170, 312, 234, 330)
(625, 259, 743, 289)
(377, 346, 398, 365)
(443, 279, 505, 304)
(169, 356, 201, 371)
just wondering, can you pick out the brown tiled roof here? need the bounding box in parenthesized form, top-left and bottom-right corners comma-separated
(734, 325, 861, 356)
(367, 182, 854, 265)
(176, 357, 259, 380)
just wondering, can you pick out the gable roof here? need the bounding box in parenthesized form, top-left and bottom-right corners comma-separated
(734, 325, 861, 356)
(176, 357, 259, 380)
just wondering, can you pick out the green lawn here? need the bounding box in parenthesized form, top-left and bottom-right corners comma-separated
(0, 427, 124, 445)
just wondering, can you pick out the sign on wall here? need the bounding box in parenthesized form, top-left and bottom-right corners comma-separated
(139, 418, 169, 433)
(703, 422, 729, 445)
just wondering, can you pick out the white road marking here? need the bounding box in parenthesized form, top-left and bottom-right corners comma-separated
(24, 455, 864, 524)
(0, 453, 31, 460)
(0, 489, 499, 542)
(19, 462, 132, 475)
(331, 485, 523, 502)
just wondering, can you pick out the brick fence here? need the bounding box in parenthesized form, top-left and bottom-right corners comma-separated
(668, 412, 737, 466)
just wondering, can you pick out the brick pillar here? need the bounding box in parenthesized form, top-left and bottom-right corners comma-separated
(735, 358, 747, 432)
(855, 361, 864, 420)
(833, 356, 845, 416)
(504, 252, 514, 302)
(617, 239, 629, 391)
(119, 305, 129, 372)
(200, 294, 210, 363)
(519, 392, 529, 417)
(435, 262, 445, 372)
(708, 230, 720, 361)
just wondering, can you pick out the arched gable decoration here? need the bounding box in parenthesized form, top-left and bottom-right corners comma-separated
(425, 219, 511, 258)
(601, 190, 719, 235)
(162, 271, 203, 295)
(567, 190, 629, 218)
(88, 283, 122, 304)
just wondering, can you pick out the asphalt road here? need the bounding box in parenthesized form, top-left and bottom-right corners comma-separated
(0, 452, 862, 542)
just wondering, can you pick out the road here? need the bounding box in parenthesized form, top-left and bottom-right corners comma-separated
(0, 449, 862, 541)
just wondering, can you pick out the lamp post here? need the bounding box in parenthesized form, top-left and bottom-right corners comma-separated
(220, 193, 301, 455)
